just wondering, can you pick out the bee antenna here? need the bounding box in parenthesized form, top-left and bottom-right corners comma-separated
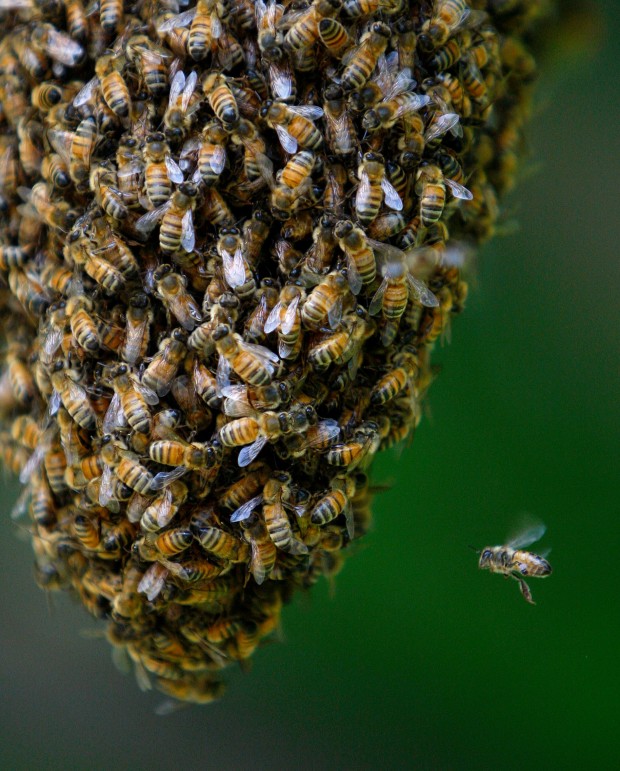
(467, 544, 480, 554)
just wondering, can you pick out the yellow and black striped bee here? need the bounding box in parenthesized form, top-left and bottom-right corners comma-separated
(283, 0, 341, 55)
(142, 132, 184, 209)
(301, 270, 351, 331)
(136, 182, 198, 255)
(125, 35, 171, 98)
(89, 164, 129, 221)
(342, 0, 403, 16)
(188, 0, 230, 61)
(334, 219, 376, 292)
(259, 100, 324, 155)
(213, 324, 279, 388)
(49, 360, 97, 431)
(419, 0, 476, 52)
(477, 520, 552, 605)
(100, 0, 124, 34)
(355, 152, 403, 225)
(341, 22, 390, 91)
(311, 474, 356, 538)
(164, 70, 201, 142)
(202, 71, 240, 130)
(108, 363, 158, 436)
(416, 163, 473, 227)
(66, 291, 99, 353)
(142, 329, 188, 398)
(197, 120, 228, 187)
(121, 293, 153, 367)
(95, 53, 131, 118)
(323, 85, 356, 156)
(318, 17, 351, 59)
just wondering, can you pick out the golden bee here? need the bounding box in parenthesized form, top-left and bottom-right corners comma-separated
(342, 0, 403, 16)
(341, 21, 390, 92)
(477, 521, 552, 605)
(164, 70, 200, 142)
(141, 329, 188, 398)
(283, 0, 341, 54)
(416, 163, 473, 227)
(419, 0, 475, 51)
(137, 182, 198, 255)
(153, 264, 203, 332)
(259, 99, 324, 155)
(355, 152, 403, 225)
(142, 132, 184, 209)
(300, 270, 351, 331)
(213, 323, 279, 389)
(202, 71, 240, 130)
(197, 120, 228, 187)
(121, 293, 153, 367)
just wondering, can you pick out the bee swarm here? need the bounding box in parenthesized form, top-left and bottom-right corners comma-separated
(0, 0, 548, 706)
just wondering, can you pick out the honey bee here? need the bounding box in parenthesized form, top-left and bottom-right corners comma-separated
(149, 436, 220, 472)
(419, 0, 477, 52)
(361, 78, 430, 132)
(142, 132, 184, 209)
(283, 0, 341, 54)
(301, 270, 351, 331)
(192, 518, 250, 563)
(100, 0, 124, 33)
(427, 35, 466, 74)
(156, 10, 192, 59)
(186, 0, 228, 61)
(326, 420, 380, 473)
(197, 120, 228, 187)
(261, 472, 308, 555)
(48, 116, 96, 184)
(311, 475, 355, 538)
(317, 17, 351, 58)
(202, 71, 240, 130)
(31, 83, 67, 113)
(121, 293, 153, 367)
(477, 520, 552, 605)
(89, 164, 129, 221)
(41, 153, 71, 190)
(216, 228, 256, 299)
(107, 363, 158, 435)
(156, 676, 225, 706)
(66, 291, 99, 353)
(255, 0, 284, 62)
(259, 100, 324, 155)
(141, 480, 188, 532)
(214, 324, 279, 390)
(228, 118, 268, 183)
(264, 284, 304, 359)
(342, 0, 403, 16)
(21, 182, 73, 231)
(49, 360, 96, 431)
(341, 22, 390, 91)
(242, 209, 272, 264)
(136, 182, 198, 255)
(322, 85, 355, 156)
(142, 329, 188, 398)
(416, 163, 473, 226)
(355, 152, 403, 225)
(241, 518, 276, 585)
(94, 54, 131, 118)
(32, 21, 85, 67)
(125, 35, 171, 98)
(307, 306, 372, 371)
(153, 264, 203, 332)
(72, 513, 101, 551)
(164, 70, 200, 142)
(333, 219, 377, 293)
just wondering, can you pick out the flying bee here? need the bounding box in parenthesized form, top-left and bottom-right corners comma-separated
(202, 71, 240, 130)
(197, 120, 228, 187)
(142, 132, 184, 209)
(418, 0, 479, 51)
(50, 360, 97, 431)
(355, 152, 403, 225)
(32, 21, 85, 67)
(136, 182, 198, 255)
(341, 21, 390, 91)
(94, 53, 131, 118)
(216, 228, 256, 299)
(323, 85, 356, 156)
(164, 70, 200, 142)
(283, 0, 341, 54)
(416, 163, 473, 226)
(256, 0, 284, 62)
(125, 35, 171, 98)
(214, 324, 279, 390)
(108, 363, 159, 436)
(259, 100, 324, 155)
(301, 270, 351, 331)
(477, 520, 552, 605)
(264, 284, 304, 359)
(153, 264, 203, 332)
(333, 219, 376, 293)
(121, 293, 153, 367)
(142, 329, 188, 398)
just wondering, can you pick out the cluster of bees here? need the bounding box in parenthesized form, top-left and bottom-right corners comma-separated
(0, 0, 547, 705)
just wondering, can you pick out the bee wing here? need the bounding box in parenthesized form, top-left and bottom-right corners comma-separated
(212, 13, 223, 40)
(46, 129, 74, 166)
(168, 69, 186, 109)
(250, 539, 266, 585)
(135, 381, 160, 406)
(127, 492, 150, 523)
(238, 436, 268, 467)
(264, 300, 283, 334)
(240, 339, 280, 367)
(506, 519, 547, 550)
(344, 500, 355, 541)
(398, 94, 431, 118)
(157, 8, 196, 33)
(18, 445, 45, 485)
(355, 170, 371, 212)
(275, 124, 297, 155)
(43, 326, 64, 363)
(328, 295, 343, 330)
(281, 295, 300, 335)
(155, 488, 174, 528)
(269, 62, 294, 101)
(368, 238, 407, 264)
(73, 76, 99, 108)
(369, 277, 388, 316)
(46, 390, 62, 422)
(386, 68, 416, 100)
(407, 275, 439, 308)
(425, 112, 460, 143)
(103, 392, 125, 433)
(99, 465, 115, 507)
(216, 354, 231, 395)
(305, 419, 341, 449)
(181, 71, 198, 111)
(165, 154, 184, 184)
(374, 52, 399, 91)
(136, 202, 170, 235)
(381, 178, 403, 211)
(181, 209, 195, 252)
(346, 255, 363, 296)
(330, 112, 354, 153)
(445, 178, 474, 201)
(137, 562, 168, 601)
(222, 247, 246, 289)
(289, 105, 324, 121)
(209, 146, 227, 174)
(151, 466, 188, 491)
(230, 494, 263, 523)
(223, 396, 254, 419)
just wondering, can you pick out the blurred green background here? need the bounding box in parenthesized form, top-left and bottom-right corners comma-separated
(1, 3, 618, 769)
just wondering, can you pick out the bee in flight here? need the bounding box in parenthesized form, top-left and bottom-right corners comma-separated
(476, 520, 552, 605)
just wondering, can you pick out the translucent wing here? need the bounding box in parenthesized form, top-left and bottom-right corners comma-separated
(136, 202, 170, 235)
(155, 488, 174, 528)
(506, 519, 546, 550)
(181, 209, 195, 252)
(264, 301, 283, 334)
(168, 70, 185, 108)
(369, 277, 388, 316)
(346, 255, 363, 295)
(445, 178, 474, 201)
(46, 129, 73, 165)
(99, 465, 115, 507)
(103, 392, 125, 433)
(209, 146, 226, 174)
(281, 295, 300, 334)
(290, 105, 323, 120)
(355, 170, 371, 214)
(19, 445, 45, 485)
(275, 124, 297, 154)
(230, 494, 262, 523)
(408, 275, 439, 308)
(304, 419, 341, 449)
(386, 68, 416, 99)
(151, 466, 188, 491)
(269, 62, 294, 101)
(240, 339, 280, 366)
(381, 178, 403, 211)
(238, 435, 268, 467)
(137, 562, 168, 601)
(250, 539, 266, 584)
(222, 246, 246, 288)
(181, 71, 198, 111)
(165, 155, 184, 184)
(157, 9, 196, 33)
(212, 14, 223, 40)
(327, 295, 343, 330)
(344, 501, 355, 541)
(135, 381, 160, 406)
(425, 112, 460, 143)
(73, 76, 99, 108)
(216, 354, 231, 395)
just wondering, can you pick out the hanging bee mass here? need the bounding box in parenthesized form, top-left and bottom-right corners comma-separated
(0, 0, 550, 705)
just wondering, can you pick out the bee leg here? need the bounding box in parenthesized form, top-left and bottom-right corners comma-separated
(516, 576, 535, 605)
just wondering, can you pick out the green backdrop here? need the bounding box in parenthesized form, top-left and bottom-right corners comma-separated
(1, 3, 618, 768)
